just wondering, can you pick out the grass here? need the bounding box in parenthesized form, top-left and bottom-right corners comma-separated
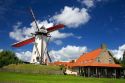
(3, 64, 61, 71)
(0, 72, 125, 83)
(1, 64, 63, 74)
(0, 64, 125, 83)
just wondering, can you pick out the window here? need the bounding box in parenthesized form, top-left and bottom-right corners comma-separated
(33, 59, 35, 62)
(34, 51, 36, 54)
(109, 58, 112, 63)
(97, 57, 100, 62)
(36, 56, 40, 61)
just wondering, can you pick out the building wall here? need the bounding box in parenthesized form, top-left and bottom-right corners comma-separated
(95, 50, 115, 64)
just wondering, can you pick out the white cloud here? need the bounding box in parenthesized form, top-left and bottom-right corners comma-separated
(75, 36, 82, 39)
(15, 45, 87, 62)
(83, 0, 95, 8)
(50, 30, 73, 40)
(110, 44, 125, 59)
(31, 20, 53, 29)
(9, 20, 73, 43)
(49, 45, 87, 61)
(0, 49, 3, 52)
(16, 51, 32, 62)
(78, 0, 104, 8)
(9, 22, 35, 41)
(54, 40, 63, 45)
(52, 6, 90, 28)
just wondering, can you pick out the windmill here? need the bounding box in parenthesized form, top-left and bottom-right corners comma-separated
(12, 8, 64, 65)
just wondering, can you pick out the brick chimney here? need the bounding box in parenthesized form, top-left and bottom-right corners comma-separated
(101, 43, 107, 50)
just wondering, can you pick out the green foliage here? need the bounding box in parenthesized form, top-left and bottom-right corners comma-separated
(0, 50, 22, 68)
(113, 57, 120, 64)
(108, 51, 120, 64)
(118, 51, 125, 67)
(0, 72, 125, 83)
(121, 51, 125, 65)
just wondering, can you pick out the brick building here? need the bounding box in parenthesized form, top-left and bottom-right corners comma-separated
(51, 44, 125, 78)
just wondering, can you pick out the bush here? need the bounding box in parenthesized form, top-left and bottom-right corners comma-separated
(0, 50, 22, 68)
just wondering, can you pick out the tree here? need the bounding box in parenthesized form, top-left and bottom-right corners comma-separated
(108, 51, 120, 64)
(121, 51, 125, 66)
(0, 50, 23, 67)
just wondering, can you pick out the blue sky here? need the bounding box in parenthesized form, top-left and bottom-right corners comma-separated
(0, 0, 125, 61)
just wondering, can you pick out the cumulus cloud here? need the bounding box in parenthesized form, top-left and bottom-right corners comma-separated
(49, 45, 87, 61)
(16, 51, 32, 62)
(52, 6, 90, 28)
(31, 20, 53, 29)
(110, 44, 125, 59)
(53, 1, 105, 28)
(50, 30, 73, 40)
(82, 0, 95, 8)
(9, 20, 73, 45)
(10, 21, 53, 41)
(15, 45, 87, 62)
(54, 40, 63, 45)
(78, 0, 104, 8)
(0, 49, 3, 52)
(9, 22, 35, 41)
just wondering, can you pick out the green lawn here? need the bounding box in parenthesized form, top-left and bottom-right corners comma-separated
(0, 72, 125, 83)
(1, 64, 63, 74)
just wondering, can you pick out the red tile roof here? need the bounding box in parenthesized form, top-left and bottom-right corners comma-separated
(70, 48, 121, 68)
(67, 62, 121, 68)
(76, 48, 102, 63)
(51, 61, 69, 66)
(52, 48, 121, 68)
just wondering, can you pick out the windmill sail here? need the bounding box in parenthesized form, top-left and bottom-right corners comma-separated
(30, 8, 39, 31)
(47, 24, 64, 33)
(12, 37, 35, 47)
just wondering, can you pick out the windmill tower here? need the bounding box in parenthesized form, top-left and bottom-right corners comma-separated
(12, 9, 64, 65)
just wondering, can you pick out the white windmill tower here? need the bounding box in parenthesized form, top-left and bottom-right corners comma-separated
(12, 8, 64, 65)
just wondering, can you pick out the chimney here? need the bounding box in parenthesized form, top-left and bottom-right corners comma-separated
(101, 43, 107, 50)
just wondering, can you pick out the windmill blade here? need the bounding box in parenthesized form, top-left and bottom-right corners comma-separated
(12, 37, 35, 47)
(47, 50, 52, 62)
(30, 8, 39, 31)
(47, 24, 65, 33)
